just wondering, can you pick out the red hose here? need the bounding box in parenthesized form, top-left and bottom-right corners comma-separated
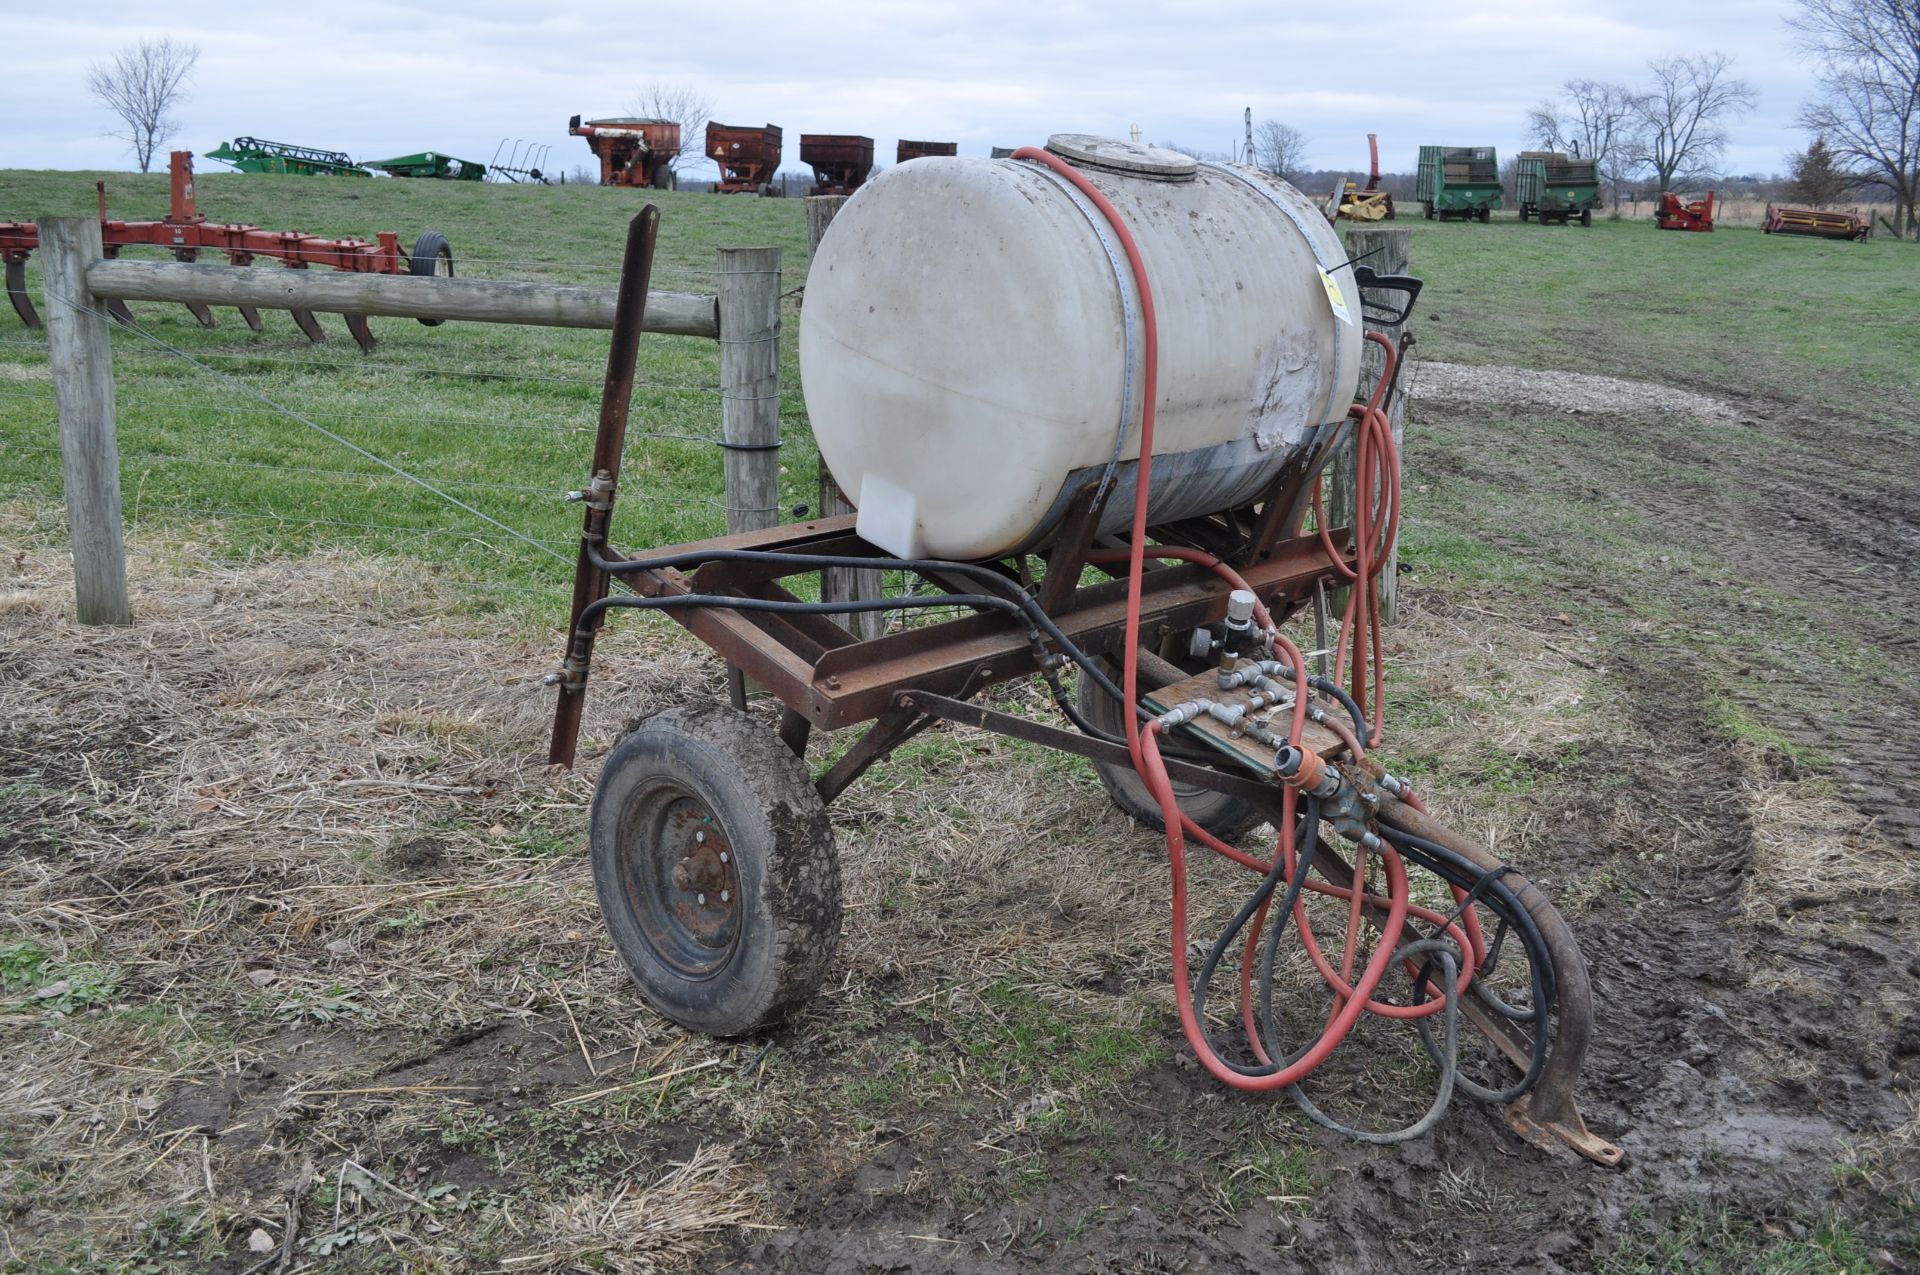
(1013, 146, 1456, 1096)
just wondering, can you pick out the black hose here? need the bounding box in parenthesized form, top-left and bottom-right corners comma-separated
(579, 590, 1022, 628)
(1310, 676, 1369, 741)
(583, 541, 1140, 715)
(1286, 942, 1460, 1144)
(1375, 829, 1554, 1102)
(1186, 799, 1324, 1079)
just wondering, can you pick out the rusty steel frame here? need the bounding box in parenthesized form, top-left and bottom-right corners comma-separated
(548, 207, 1618, 1164)
(1, 151, 419, 346)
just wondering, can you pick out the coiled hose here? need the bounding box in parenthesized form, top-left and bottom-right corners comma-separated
(1011, 145, 1546, 1138)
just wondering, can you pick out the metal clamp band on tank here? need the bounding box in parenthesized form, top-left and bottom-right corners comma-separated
(1201, 162, 1352, 431)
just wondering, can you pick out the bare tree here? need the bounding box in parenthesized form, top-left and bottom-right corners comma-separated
(1527, 79, 1639, 203)
(1626, 52, 1757, 190)
(630, 83, 712, 175)
(86, 37, 200, 173)
(1253, 120, 1309, 180)
(1790, 0, 1920, 238)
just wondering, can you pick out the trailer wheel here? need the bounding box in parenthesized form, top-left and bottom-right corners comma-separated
(1477, 206, 1491, 224)
(590, 703, 842, 1037)
(1423, 203, 1435, 220)
(1075, 657, 1265, 841)
(408, 231, 454, 327)
(651, 165, 675, 190)
(1519, 207, 1531, 222)
(1581, 208, 1593, 227)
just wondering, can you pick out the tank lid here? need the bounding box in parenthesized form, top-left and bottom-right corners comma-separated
(1044, 134, 1197, 181)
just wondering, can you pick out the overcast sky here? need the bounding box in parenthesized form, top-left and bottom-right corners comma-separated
(4, 0, 1813, 184)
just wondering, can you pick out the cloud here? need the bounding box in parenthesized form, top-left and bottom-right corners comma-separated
(0, 0, 1807, 182)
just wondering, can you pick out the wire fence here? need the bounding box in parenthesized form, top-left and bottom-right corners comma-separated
(0, 293, 817, 612)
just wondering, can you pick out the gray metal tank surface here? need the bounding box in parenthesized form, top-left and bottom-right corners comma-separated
(799, 134, 1364, 561)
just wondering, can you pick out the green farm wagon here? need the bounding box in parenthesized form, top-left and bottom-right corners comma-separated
(1416, 145, 1501, 222)
(361, 152, 490, 181)
(1516, 152, 1600, 226)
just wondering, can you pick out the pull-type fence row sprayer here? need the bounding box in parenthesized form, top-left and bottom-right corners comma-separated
(1, 151, 453, 351)
(546, 136, 1625, 1164)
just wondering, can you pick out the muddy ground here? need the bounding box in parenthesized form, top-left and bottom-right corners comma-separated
(3, 360, 1918, 1273)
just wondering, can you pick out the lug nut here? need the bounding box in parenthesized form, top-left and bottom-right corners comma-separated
(695, 830, 706, 843)
(719, 851, 729, 863)
(720, 890, 730, 903)
(697, 893, 707, 905)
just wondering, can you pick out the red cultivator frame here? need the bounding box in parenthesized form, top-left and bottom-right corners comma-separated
(1, 151, 452, 351)
(549, 207, 1625, 1166)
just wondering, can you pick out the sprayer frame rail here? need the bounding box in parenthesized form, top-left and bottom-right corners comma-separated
(549, 205, 1622, 1168)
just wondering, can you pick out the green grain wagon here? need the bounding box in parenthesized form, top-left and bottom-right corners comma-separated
(1416, 145, 1501, 222)
(1516, 152, 1600, 227)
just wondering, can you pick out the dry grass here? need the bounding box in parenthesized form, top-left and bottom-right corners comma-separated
(6, 505, 1909, 1268)
(0, 512, 738, 1268)
(505, 1146, 764, 1274)
(1734, 753, 1913, 917)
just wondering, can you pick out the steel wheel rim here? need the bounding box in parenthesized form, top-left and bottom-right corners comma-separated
(617, 780, 742, 979)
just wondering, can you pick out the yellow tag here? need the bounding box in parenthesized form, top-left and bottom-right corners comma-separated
(1319, 268, 1353, 326)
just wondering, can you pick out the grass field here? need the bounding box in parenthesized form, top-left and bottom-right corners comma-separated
(2, 166, 1913, 618)
(2, 167, 1919, 1273)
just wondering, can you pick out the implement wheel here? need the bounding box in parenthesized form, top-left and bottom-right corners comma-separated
(1477, 206, 1492, 224)
(1076, 656, 1265, 841)
(1581, 208, 1593, 227)
(408, 231, 454, 327)
(590, 703, 842, 1036)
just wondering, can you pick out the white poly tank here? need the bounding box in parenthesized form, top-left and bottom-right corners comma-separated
(799, 134, 1364, 562)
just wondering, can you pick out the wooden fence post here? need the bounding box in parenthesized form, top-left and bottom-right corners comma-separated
(803, 195, 883, 638)
(38, 217, 130, 626)
(715, 246, 782, 708)
(715, 246, 782, 536)
(1330, 226, 1411, 624)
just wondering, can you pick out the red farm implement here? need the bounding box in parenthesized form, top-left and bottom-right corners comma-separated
(896, 139, 957, 164)
(1763, 203, 1870, 241)
(705, 123, 783, 195)
(1654, 190, 1715, 232)
(801, 135, 875, 196)
(570, 116, 682, 189)
(1, 151, 452, 351)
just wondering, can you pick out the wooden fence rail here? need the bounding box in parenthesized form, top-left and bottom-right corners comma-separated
(34, 215, 778, 625)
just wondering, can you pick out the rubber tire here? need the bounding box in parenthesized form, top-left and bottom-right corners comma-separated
(1581, 208, 1593, 227)
(590, 702, 842, 1036)
(651, 165, 675, 190)
(1424, 203, 1435, 221)
(408, 231, 453, 327)
(1478, 206, 1491, 224)
(1075, 656, 1266, 842)
(1520, 207, 1531, 222)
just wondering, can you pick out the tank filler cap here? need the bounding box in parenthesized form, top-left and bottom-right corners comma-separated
(1044, 134, 1197, 182)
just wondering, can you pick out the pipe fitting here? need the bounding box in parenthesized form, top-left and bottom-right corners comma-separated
(1206, 702, 1246, 729)
(1155, 699, 1212, 730)
(1274, 743, 1339, 797)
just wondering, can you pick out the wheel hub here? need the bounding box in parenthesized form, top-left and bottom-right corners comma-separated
(659, 798, 740, 948)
